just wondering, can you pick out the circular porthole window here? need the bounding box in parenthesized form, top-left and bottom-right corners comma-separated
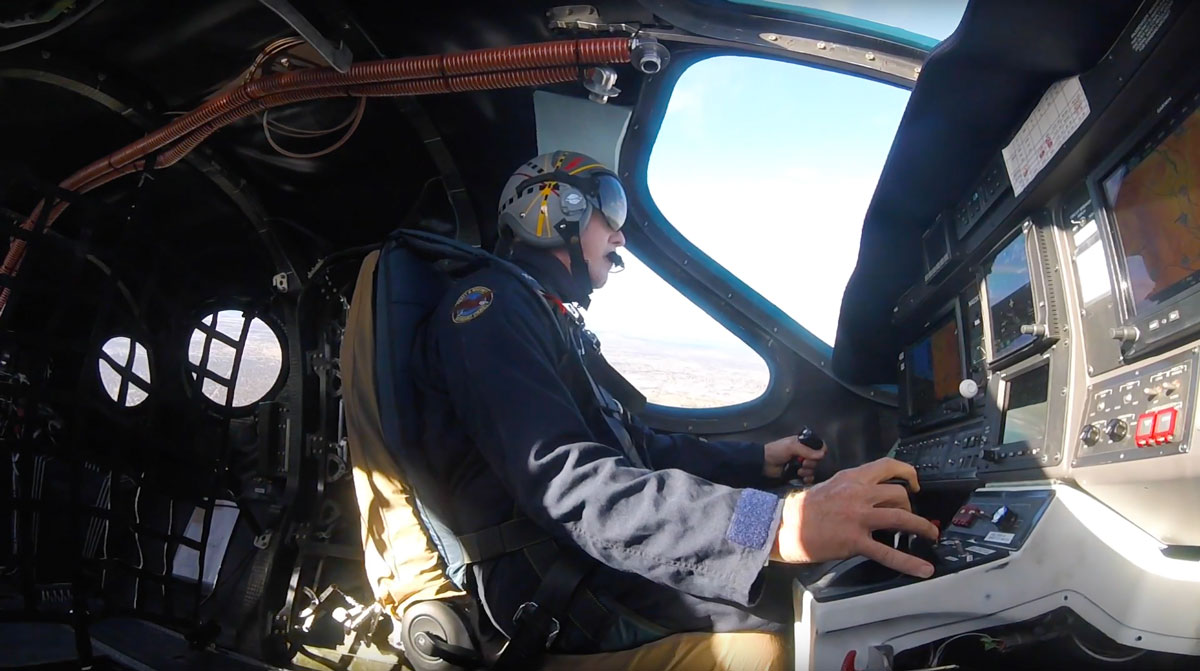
(99, 337, 151, 407)
(187, 310, 284, 408)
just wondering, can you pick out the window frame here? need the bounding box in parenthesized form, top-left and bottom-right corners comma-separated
(617, 48, 904, 430)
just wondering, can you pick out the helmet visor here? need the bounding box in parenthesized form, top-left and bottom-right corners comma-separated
(593, 173, 627, 231)
(512, 170, 628, 231)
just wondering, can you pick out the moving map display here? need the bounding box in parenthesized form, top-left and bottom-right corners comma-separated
(1103, 102, 1200, 316)
(907, 314, 962, 418)
(986, 233, 1036, 357)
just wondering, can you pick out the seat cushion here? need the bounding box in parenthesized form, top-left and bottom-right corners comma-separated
(341, 250, 464, 618)
(541, 631, 789, 671)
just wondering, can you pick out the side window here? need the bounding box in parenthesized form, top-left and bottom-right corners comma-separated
(588, 56, 911, 409)
(586, 252, 770, 409)
(98, 336, 152, 407)
(647, 55, 911, 347)
(187, 310, 284, 409)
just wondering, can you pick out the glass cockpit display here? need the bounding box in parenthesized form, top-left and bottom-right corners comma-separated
(986, 233, 1036, 358)
(905, 313, 963, 418)
(1001, 363, 1050, 446)
(1102, 102, 1200, 317)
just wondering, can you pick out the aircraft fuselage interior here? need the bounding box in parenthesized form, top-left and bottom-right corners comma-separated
(2, 1, 1199, 670)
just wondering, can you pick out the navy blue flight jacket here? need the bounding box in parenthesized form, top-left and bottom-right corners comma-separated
(411, 245, 790, 650)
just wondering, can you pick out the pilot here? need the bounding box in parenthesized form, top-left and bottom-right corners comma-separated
(410, 150, 938, 662)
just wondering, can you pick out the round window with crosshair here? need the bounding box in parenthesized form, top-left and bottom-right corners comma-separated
(98, 336, 151, 408)
(187, 310, 283, 409)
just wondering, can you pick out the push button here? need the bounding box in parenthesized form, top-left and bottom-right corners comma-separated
(1135, 412, 1157, 447)
(1152, 407, 1179, 445)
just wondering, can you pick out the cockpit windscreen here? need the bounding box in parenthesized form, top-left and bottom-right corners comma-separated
(986, 233, 1036, 357)
(1103, 102, 1200, 316)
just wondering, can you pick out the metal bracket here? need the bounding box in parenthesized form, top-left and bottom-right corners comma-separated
(254, 529, 274, 549)
(325, 440, 349, 483)
(759, 32, 923, 82)
(272, 272, 289, 294)
(547, 5, 639, 35)
(257, 0, 353, 72)
(308, 351, 334, 374)
(305, 432, 335, 458)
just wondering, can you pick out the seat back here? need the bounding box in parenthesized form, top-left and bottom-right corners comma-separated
(341, 248, 464, 619)
(370, 230, 507, 589)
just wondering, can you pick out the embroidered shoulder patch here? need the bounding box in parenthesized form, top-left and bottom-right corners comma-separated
(452, 286, 494, 323)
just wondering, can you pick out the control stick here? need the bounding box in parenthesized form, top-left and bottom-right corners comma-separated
(782, 426, 824, 482)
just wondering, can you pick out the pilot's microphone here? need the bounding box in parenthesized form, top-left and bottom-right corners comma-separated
(607, 251, 625, 270)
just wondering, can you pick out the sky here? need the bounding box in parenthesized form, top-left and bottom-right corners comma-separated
(584, 2, 968, 359)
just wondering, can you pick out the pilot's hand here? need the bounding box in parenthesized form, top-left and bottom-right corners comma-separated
(763, 434, 827, 483)
(771, 458, 938, 578)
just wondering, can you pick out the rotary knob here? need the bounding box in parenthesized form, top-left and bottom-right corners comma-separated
(1079, 424, 1101, 446)
(1105, 418, 1128, 442)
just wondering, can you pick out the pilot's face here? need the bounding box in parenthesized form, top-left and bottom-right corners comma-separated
(580, 208, 625, 289)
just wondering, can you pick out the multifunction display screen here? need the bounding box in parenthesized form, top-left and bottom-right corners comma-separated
(987, 233, 1036, 357)
(1103, 102, 1200, 316)
(1002, 364, 1050, 446)
(907, 313, 963, 418)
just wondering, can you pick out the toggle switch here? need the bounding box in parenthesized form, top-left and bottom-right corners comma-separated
(952, 505, 983, 528)
(991, 505, 1019, 531)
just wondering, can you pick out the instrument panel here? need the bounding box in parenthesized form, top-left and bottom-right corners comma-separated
(894, 216, 1073, 484)
(889, 2, 1200, 547)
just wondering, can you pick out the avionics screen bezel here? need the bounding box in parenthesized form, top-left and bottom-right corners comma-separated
(1087, 75, 1200, 362)
(981, 217, 1060, 370)
(978, 323, 1070, 476)
(899, 299, 968, 431)
(997, 360, 1051, 452)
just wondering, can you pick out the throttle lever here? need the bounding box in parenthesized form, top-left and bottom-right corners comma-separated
(782, 426, 825, 482)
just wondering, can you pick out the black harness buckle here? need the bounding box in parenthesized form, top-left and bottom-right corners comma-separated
(513, 601, 561, 649)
